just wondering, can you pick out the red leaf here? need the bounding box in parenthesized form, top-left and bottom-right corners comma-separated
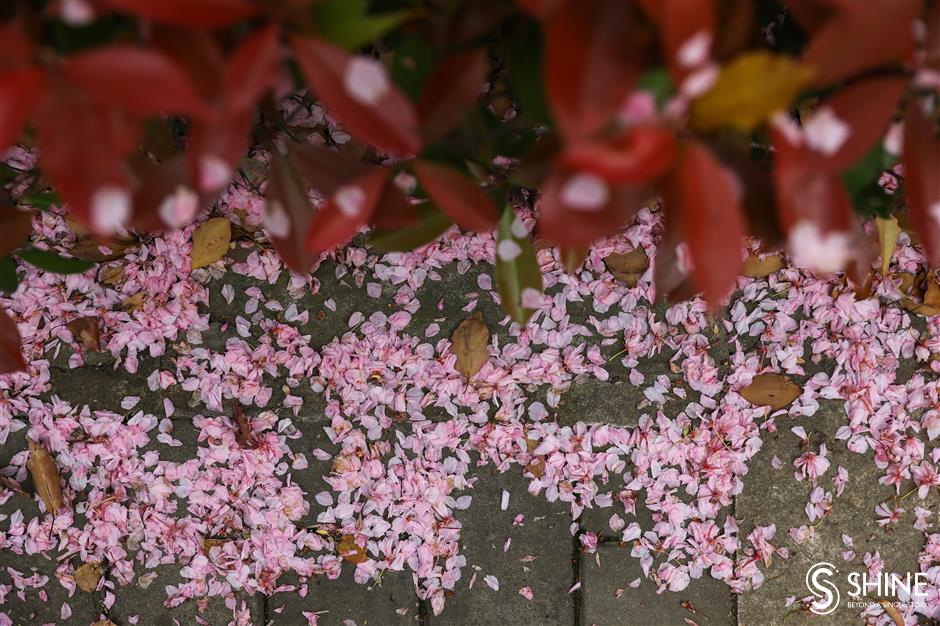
(63, 46, 209, 117)
(129, 155, 199, 232)
(412, 161, 498, 232)
(651, 0, 716, 86)
(772, 123, 855, 235)
(904, 99, 940, 263)
(544, 0, 645, 140)
(0, 20, 35, 70)
(188, 109, 253, 192)
(669, 143, 745, 306)
(305, 168, 388, 253)
(371, 183, 417, 230)
(289, 142, 373, 196)
(266, 150, 319, 273)
(417, 49, 489, 143)
(36, 78, 139, 227)
(290, 35, 420, 155)
(537, 169, 648, 246)
(653, 212, 696, 303)
(97, 0, 256, 27)
(559, 127, 678, 183)
(515, 0, 564, 19)
(0, 306, 25, 374)
(224, 25, 281, 113)
(152, 27, 223, 100)
(0, 68, 45, 151)
(0, 208, 35, 257)
(799, 77, 905, 174)
(800, 1, 921, 87)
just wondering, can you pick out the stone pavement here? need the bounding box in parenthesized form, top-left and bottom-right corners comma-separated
(1, 257, 937, 626)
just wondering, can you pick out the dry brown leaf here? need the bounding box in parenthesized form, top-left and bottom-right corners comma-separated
(742, 253, 784, 278)
(70, 236, 135, 262)
(337, 534, 367, 564)
(604, 248, 648, 287)
(203, 536, 226, 551)
(879, 599, 904, 626)
(526, 457, 545, 479)
(26, 440, 62, 515)
(451, 312, 490, 381)
(75, 561, 102, 593)
(99, 264, 124, 287)
(122, 292, 145, 312)
(0, 475, 28, 498)
(190, 217, 232, 269)
(876, 216, 901, 276)
(67, 317, 100, 351)
(897, 272, 940, 316)
(739, 373, 802, 410)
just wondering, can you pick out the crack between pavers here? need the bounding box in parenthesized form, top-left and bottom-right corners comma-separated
(260, 592, 269, 626)
(572, 531, 583, 626)
(418, 595, 430, 626)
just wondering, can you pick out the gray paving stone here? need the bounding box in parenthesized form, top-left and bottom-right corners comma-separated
(47, 357, 167, 416)
(428, 464, 575, 626)
(0, 552, 101, 625)
(555, 379, 645, 427)
(581, 541, 735, 625)
(106, 564, 264, 626)
(736, 400, 935, 626)
(267, 569, 422, 626)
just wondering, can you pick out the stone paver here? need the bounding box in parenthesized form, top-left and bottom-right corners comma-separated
(428, 464, 575, 626)
(267, 570, 423, 625)
(736, 400, 935, 626)
(581, 542, 735, 626)
(107, 565, 264, 626)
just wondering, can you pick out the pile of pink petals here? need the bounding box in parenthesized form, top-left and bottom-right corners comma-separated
(2, 146, 940, 625)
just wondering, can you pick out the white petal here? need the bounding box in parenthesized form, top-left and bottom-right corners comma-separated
(344, 57, 390, 106)
(497, 239, 522, 262)
(560, 173, 609, 212)
(91, 185, 131, 234)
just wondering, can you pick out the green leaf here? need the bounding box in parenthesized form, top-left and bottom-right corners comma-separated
(21, 192, 61, 211)
(313, 0, 409, 50)
(369, 205, 453, 252)
(0, 164, 19, 185)
(636, 68, 674, 109)
(501, 20, 552, 126)
(390, 35, 435, 101)
(843, 143, 896, 218)
(842, 144, 893, 197)
(0, 257, 18, 294)
(17, 248, 94, 274)
(495, 208, 542, 325)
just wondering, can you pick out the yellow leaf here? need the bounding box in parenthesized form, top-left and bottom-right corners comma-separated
(604, 248, 648, 287)
(190, 217, 232, 269)
(742, 252, 785, 278)
(739, 373, 802, 410)
(75, 562, 102, 593)
(26, 440, 63, 515)
(451, 312, 490, 381)
(691, 52, 814, 131)
(876, 216, 901, 276)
